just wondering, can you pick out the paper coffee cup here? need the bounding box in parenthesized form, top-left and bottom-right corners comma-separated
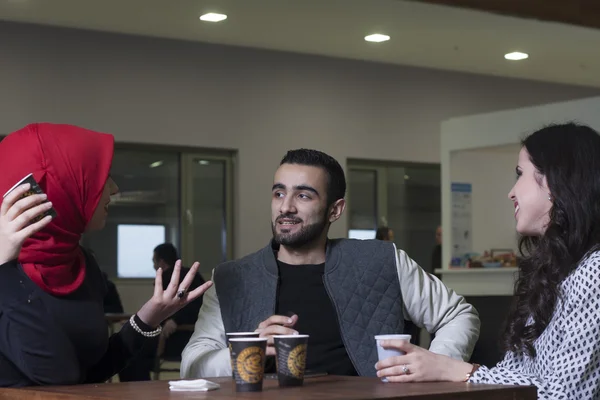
(226, 332, 261, 379)
(375, 334, 411, 382)
(229, 337, 268, 392)
(274, 334, 309, 387)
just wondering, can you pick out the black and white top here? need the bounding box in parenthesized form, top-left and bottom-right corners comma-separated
(470, 251, 600, 399)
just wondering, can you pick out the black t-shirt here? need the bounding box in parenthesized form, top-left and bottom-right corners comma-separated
(275, 260, 358, 376)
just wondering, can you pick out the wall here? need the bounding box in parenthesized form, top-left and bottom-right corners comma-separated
(2, 21, 599, 311)
(451, 146, 520, 255)
(441, 95, 600, 270)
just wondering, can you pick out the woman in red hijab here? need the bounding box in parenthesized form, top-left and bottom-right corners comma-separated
(0, 123, 212, 387)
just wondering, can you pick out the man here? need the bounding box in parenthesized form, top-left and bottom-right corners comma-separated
(374, 226, 421, 345)
(120, 243, 206, 381)
(375, 226, 394, 242)
(181, 149, 479, 379)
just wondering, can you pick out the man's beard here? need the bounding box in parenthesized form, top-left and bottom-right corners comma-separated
(272, 212, 328, 249)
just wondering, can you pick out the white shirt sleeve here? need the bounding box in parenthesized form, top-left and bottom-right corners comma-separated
(394, 245, 480, 361)
(180, 271, 231, 379)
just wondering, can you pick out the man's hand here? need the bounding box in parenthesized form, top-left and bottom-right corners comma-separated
(255, 314, 299, 356)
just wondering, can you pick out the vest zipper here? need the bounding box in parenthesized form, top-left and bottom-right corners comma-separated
(322, 275, 360, 375)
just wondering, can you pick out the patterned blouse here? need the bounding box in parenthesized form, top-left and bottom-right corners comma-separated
(470, 251, 600, 399)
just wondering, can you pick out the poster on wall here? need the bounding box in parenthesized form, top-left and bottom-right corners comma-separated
(451, 182, 472, 259)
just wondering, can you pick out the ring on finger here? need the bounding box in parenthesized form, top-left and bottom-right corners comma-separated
(177, 288, 188, 299)
(402, 364, 410, 375)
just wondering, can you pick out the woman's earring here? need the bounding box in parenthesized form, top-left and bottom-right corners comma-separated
(548, 194, 552, 201)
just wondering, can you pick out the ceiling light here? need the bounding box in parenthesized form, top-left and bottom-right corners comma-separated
(364, 34, 390, 43)
(200, 13, 227, 22)
(149, 160, 163, 168)
(404, 175, 410, 180)
(504, 52, 528, 61)
(198, 160, 210, 165)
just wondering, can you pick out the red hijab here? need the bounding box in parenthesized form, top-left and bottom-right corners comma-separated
(0, 123, 114, 295)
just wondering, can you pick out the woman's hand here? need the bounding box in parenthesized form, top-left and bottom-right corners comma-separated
(375, 339, 473, 382)
(136, 260, 212, 328)
(0, 183, 53, 265)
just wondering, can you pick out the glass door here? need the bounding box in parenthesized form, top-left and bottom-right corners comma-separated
(347, 160, 440, 273)
(181, 153, 234, 279)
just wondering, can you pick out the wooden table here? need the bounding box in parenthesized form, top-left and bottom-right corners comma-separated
(0, 376, 536, 399)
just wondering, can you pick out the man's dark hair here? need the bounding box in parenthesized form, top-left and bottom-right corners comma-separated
(280, 149, 346, 206)
(375, 226, 391, 241)
(154, 243, 179, 268)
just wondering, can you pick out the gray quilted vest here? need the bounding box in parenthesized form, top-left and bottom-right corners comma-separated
(213, 238, 404, 377)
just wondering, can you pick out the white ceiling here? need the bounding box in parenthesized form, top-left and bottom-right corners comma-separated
(2, 0, 600, 87)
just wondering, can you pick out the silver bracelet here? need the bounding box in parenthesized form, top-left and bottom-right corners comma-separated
(129, 315, 162, 337)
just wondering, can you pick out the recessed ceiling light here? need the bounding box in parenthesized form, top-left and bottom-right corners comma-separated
(149, 160, 163, 168)
(198, 160, 210, 165)
(200, 13, 227, 22)
(365, 34, 390, 43)
(504, 52, 529, 61)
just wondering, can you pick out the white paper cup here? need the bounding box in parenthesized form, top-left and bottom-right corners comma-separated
(375, 334, 412, 382)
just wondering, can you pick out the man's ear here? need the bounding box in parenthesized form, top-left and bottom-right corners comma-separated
(328, 198, 346, 223)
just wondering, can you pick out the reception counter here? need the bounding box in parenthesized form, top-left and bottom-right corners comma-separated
(435, 267, 517, 296)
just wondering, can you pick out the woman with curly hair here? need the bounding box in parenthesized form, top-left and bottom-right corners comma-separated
(375, 122, 600, 399)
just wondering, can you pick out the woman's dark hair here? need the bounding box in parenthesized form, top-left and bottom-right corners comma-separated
(503, 122, 600, 357)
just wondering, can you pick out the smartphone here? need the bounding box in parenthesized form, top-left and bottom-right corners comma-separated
(3, 173, 57, 221)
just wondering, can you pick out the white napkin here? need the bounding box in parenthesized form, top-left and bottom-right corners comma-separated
(168, 379, 221, 392)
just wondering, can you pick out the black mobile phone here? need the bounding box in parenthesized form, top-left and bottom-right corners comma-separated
(3, 173, 57, 221)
